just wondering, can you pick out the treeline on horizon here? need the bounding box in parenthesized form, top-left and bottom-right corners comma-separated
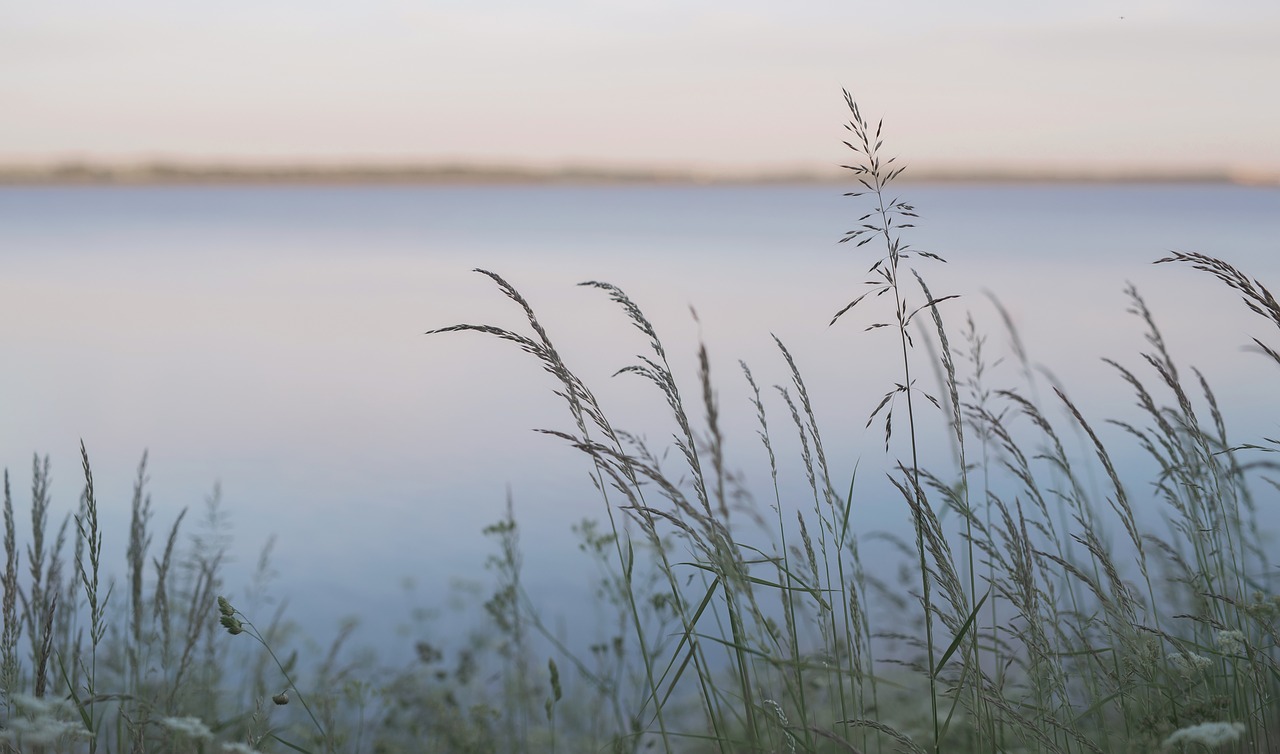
(1, 160, 1274, 186)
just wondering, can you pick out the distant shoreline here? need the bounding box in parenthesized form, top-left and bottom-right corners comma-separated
(1, 162, 1276, 187)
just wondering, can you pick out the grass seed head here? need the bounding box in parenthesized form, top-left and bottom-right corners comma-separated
(220, 614, 244, 635)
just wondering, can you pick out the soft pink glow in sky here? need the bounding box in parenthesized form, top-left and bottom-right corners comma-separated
(3, 1, 1278, 173)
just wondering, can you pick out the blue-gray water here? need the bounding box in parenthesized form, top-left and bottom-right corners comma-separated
(2, 183, 1278, 658)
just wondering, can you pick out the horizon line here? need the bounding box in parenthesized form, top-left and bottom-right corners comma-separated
(2, 160, 1278, 187)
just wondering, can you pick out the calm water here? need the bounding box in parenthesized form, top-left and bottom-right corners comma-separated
(2, 183, 1278, 653)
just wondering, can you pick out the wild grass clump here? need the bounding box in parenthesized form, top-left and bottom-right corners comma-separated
(430, 93, 1280, 753)
(0, 447, 339, 754)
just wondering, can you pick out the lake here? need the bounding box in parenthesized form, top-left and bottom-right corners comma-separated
(2, 182, 1278, 656)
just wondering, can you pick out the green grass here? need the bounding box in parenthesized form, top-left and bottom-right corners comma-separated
(4, 93, 1280, 753)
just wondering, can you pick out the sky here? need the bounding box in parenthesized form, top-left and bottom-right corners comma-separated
(3, 1, 1279, 176)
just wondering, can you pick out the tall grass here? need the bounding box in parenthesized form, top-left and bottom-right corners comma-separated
(430, 96, 1280, 753)
(1, 93, 1278, 753)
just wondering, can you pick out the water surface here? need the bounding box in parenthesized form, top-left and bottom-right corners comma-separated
(2, 183, 1277, 653)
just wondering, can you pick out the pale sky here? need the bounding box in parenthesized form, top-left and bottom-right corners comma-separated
(3, 1, 1279, 174)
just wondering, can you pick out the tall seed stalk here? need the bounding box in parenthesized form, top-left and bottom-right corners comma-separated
(72, 441, 109, 753)
(1, 472, 19, 704)
(832, 90, 957, 754)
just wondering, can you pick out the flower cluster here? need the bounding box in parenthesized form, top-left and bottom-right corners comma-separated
(1213, 629, 1246, 657)
(1162, 720, 1244, 749)
(159, 715, 214, 740)
(1169, 651, 1212, 679)
(157, 718, 267, 754)
(0, 694, 89, 748)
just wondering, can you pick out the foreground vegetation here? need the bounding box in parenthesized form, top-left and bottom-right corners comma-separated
(4, 95, 1279, 753)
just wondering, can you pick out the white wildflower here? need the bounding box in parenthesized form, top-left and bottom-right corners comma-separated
(1162, 720, 1245, 749)
(1170, 651, 1212, 678)
(0, 693, 89, 746)
(222, 743, 265, 754)
(8, 693, 72, 718)
(0, 716, 88, 747)
(1213, 629, 1246, 656)
(158, 715, 214, 740)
